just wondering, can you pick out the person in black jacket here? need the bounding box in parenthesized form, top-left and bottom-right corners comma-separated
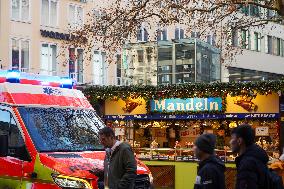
(230, 124, 269, 189)
(99, 127, 137, 189)
(193, 133, 225, 189)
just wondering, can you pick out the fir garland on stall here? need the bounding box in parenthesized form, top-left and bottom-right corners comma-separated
(83, 80, 284, 115)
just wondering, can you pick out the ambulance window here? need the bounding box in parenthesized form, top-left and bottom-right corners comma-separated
(0, 109, 25, 159)
(9, 117, 24, 148)
(0, 109, 10, 135)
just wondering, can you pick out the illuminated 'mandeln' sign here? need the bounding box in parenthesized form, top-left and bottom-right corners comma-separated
(150, 98, 222, 112)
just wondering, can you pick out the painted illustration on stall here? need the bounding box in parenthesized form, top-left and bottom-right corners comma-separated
(122, 98, 143, 113)
(233, 95, 258, 112)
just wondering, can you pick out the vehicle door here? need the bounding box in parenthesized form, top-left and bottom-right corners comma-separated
(0, 106, 31, 189)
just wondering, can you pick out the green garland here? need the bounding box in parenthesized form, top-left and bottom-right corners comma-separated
(83, 80, 284, 115)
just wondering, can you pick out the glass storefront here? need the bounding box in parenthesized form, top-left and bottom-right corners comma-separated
(228, 67, 284, 82)
(121, 38, 221, 85)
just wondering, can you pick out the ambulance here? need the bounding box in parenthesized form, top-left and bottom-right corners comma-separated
(0, 70, 152, 189)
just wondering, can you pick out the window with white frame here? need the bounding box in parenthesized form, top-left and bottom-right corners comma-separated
(92, 9, 107, 35)
(231, 29, 239, 47)
(41, 0, 58, 27)
(41, 43, 57, 75)
(93, 51, 107, 85)
(11, 38, 30, 72)
(265, 36, 283, 56)
(276, 38, 281, 56)
(207, 34, 216, 46)
(241, 29, 250, 49)
(252, 32, 261, 52)
(11, 0, 30, 22)
(137, 27, 148, 42)
(68, 4, 83, 28)
(69, 48, 84, 83)
(175, 28, 184, 40)
(157, 28, 167, 41)
(267, 36, 273, 54)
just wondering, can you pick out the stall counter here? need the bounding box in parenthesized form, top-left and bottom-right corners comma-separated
(143, 161, 236, 189)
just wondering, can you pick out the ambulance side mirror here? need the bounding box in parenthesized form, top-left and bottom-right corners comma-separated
(0, 134, 8, 157)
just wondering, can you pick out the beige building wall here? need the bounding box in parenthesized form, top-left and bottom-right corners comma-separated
(0, 0, 100, 84)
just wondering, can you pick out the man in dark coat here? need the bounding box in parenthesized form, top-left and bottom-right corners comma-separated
(99, 127, 137, 189)
(193, 133, 225, 189)
(230, 124, 269, 189)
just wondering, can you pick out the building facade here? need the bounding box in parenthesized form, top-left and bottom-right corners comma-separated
(114, 7, 284, 84)
(223, 21, 284, 82)
(1, 1, 283, 86)
(0, 0, 117, 85)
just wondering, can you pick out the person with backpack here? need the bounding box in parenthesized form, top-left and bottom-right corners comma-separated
(230, 124, 283, 189)
(193, 133, 225, 189)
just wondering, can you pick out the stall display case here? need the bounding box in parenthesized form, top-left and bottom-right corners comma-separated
(134, 147, 236, 163)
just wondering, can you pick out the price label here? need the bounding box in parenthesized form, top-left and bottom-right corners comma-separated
(158, 156, 169, 160)
(175, 156, 196, 162)
(152, 155, 159, 160)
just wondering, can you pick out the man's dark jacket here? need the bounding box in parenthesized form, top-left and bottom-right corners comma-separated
(104, 142, 137, 189)
(235, 144, 269, 189)
(194, 155, 225, 189)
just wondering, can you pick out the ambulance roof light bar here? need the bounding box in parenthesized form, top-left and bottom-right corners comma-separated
(0, 70, 76, 89)
(6, 70, 20, 83)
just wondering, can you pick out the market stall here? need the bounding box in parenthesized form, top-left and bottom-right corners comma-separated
(83, 81, 284, 188)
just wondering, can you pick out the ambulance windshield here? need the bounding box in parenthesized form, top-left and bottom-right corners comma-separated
(18, 107, 105, 152)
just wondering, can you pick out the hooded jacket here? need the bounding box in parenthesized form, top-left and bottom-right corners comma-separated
(235, 144, 269, 189)
(194, 155, 226, 189)
(104, 142, 137, 189)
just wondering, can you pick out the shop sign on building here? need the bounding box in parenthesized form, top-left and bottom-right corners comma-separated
(150, 98, 222, 112)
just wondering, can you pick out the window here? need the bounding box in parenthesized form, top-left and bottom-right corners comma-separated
(277, 38, 281, 56)
(158, 65, 172, 73)
(249, 4, 259, 17)
(41, 0, 58, 27)
(161, 75, 170, 82)
(41, 43, 57, 75)
(11, 0, 30, 22)
(231, 29, 239, 47)
(253, 32, 261, 51)
(11, 38, 29, 72)
(162, 65, 171, 71)
(157, 28, 167, 41)
(240, 4, 249, 16)
(137, 27, 148, 42)
(265, 36, 283, 56)
(207, 34, 216, 46)
(92, 51, 107, 85)
(282, 40, 284, 57)
(267, 35, 273, 54)
(0, 109, 25, 159)
(267, 9, 276, 19)
(68, 4, 83, 28)
(69, 48, 84, 83)
(240, 4, 259, 17)
(137, 50, 144, 63)
(191, 31, 200, 38)
(175, 28, 184, 40)
(241, 30, 250, 49)
(116, 54, 122, 85)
